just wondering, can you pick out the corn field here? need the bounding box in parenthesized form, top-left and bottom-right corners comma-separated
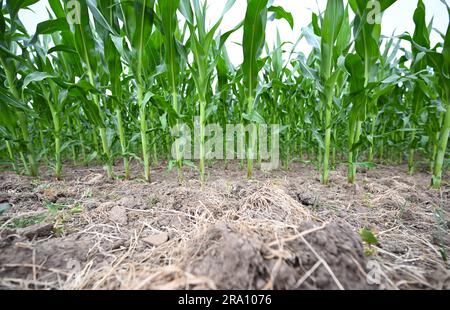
(0, 0, 449, 187)
(1, 0, 450, 292)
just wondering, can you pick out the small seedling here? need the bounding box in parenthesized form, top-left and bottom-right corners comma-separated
(45, 202, 67, 215)
(148, 196, 160, 208)
(360, 228, 379, 246)
(8, 214, 47, 229)
(360, 228, 380, 257)
(70, 205, 83, 215)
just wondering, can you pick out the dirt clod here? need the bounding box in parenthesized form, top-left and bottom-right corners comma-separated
(85, 174, 104, 185)
(109, 205, 128, 225)
(275, 221, 371, 290)
(20, 223, 54, 240)
(186, 222, 266, 290)
(185, 220, 371, 290)
(142, 233, 169, 247)
(0, 237, 92, 288)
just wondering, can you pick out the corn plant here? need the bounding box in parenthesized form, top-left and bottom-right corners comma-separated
(423, 4, 449, 188)
(95, 0, 130, 179)
(318, 0, 350, 184)
(241, 0, 268, 178)
(179, 0, 235, 181)
(0, 0, 38, 176)
(113, 0, 159, 181)
(406, 0, 430, 175)
(345, 0, 398, 183)
(65, 0, 114, 177)
(400, 0, 449, 187)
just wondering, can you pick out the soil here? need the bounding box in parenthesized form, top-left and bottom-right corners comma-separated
(0, 161, 449, 290)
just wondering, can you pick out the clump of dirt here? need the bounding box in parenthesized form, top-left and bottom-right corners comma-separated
(0, 234, 92, 288)
(185, 220, 372, 290)
(240, 182, 311, 225)
(109, 205, 128, 225)
(186, 222, 266, 290)
(271, 220, 371, 290)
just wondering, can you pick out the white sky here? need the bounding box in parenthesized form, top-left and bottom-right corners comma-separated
(20, 0, 450, 65)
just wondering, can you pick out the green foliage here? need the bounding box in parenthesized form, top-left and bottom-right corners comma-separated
(8, 213, 47, 228)
(45, 202, 67, 215)
(0, 0, 448, 189)
(360, 228, 379, 246)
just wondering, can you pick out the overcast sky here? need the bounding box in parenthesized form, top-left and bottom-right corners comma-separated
(20, 0, 450, 65)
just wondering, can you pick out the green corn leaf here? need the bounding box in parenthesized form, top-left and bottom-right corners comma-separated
(320, 0, 344, 79)
(413, 0, 430, 51)
(302, 27, 320, 50)
(47, 44, 77, 55)
(268, 6, 294, 30)
(81, 98, 103, 127)
(312, 130, 325, 150)
(0, 101, 17, 129)
(334, 6, 351, 59)
(360, 228, 379, 245)
(356, 162, 377, 169)
(5, 0, 40, 21)
(47, 0, 65, 18)
(0, 87, 30, 111)
(0, 4, 5, 42)
(345, 53, 365, 93)
(219, 21, 243, 48)
(243, 110, 266, 124)
(72, 0, 98, 75)
(349, 0, 397, 14)
(160, 0, 181, 97)
(86, 0, 117, 36)
(22, 72, 54, 89)
(29, 18, 69, 44)
(311, 13, 321, 36)
(242, 0, 268, 99)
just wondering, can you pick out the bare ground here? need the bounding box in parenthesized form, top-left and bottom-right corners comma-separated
(0, 161, 449, 290)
